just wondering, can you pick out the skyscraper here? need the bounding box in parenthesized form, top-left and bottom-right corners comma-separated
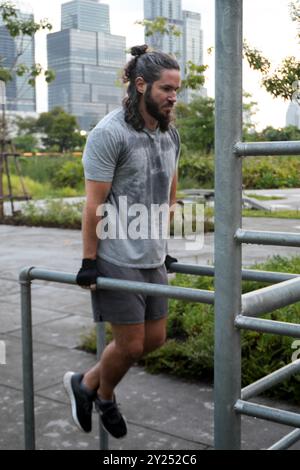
(286, 101, 300, 129)
(61, 0, 110, 33)
(182, 10, 206, 102)
(0, 11, 36, 113)
(143, 0, 205, 103)
(47, 0, 126, 131)
(144, 0, 184, 71)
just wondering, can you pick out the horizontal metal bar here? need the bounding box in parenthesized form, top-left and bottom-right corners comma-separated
(241, 277, 300, 317)
(235, 228, 300, 247)
(234, 141, 300, 156)
(235, 315, 300, 338)
(234, 399, 300, 428)
(268, 429, 300, 450)
(171, 262, 299, 284)
(28, 268, 215, 304)
(242, 359, 300, 400)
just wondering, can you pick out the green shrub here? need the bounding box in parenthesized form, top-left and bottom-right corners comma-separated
(178, 153, 300, 190)
(179, 153, 214, 189)
(243, 157, 300, 189)
(6, 199, 84, 229)
(50, 159, 84, 189)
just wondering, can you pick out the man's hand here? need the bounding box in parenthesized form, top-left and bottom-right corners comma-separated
(164, 255, 178, 273)
(76, 258, 98, 290)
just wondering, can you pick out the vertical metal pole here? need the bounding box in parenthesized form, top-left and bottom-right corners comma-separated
(96, 322, 109, 450)
(20, 277, 35, 450)
(214, 0, 243, 449)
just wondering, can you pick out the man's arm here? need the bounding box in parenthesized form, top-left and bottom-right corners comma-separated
(165, 172, 178, 272)
(82, 179, 112, 260)
(169, 171, 178, 223)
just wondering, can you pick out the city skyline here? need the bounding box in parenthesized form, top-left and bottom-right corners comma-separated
(47, 0, 126, 130)
(2, 0, 299, 130)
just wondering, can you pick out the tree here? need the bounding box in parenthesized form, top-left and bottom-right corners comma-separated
(176, 94, 258, 154)
(176, 97, 215, 154)
(0, 1, 55, 218)
(0, 2, 54, 87)
(35, 107, 86, 152)
(243, 1, 300, 101)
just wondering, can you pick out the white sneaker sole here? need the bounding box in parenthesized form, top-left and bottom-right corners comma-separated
(63, 371, 86, 433)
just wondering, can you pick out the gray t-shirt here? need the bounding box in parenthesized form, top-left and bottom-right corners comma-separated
(82, 107, 180, 268)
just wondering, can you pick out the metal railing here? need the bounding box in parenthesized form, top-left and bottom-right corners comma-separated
(19, 0, 300, 451)
(214, 0, 300, 450)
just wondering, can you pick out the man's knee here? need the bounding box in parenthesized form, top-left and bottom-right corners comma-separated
(144, 330, 166, 354)
(117, 341, 144, 362)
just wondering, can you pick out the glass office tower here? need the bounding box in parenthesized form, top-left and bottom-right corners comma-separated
(0, 11, 36, 112)
(61, 0, 110, 34)
(47, 0, 126, 130)
(144, 0, 183, 70)
(182, 10, 206, 102)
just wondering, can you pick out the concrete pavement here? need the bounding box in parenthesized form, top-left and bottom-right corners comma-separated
(0, 222, 300, 450)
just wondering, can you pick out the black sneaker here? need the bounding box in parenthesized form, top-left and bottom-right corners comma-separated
(63, 371, 96, 433)
(95, 395, 127, 439)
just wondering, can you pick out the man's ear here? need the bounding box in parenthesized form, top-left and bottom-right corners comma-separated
(135, 76, 147, 94)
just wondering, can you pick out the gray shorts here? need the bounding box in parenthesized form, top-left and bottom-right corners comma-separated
(91, 257, 168, 324)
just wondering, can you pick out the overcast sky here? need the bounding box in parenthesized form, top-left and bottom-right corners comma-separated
(18, 0, 299, 130)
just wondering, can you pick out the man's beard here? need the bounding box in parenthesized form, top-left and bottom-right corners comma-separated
(144, 85, 173, 132)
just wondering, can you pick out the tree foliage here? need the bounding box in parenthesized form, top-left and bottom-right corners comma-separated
(243, 1, 300, 100)
(136, 16, 181, 38)
(176, 97, 215, 154)
(0, 1, 55, 86)
(136, 16, 207, 93)
(35, 107, 86, 152)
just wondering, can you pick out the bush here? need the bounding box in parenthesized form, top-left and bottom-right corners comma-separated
(81, 255, 300, 402)
(243, 156, 300, 189)
(50, 159, 84, 189)
(179, 153, 214, 189)
(178, 153, 300, 190)
(3, 200, 84, 229)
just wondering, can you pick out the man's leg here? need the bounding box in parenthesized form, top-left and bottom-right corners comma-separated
(83, 322, 145, 400)
(143, 317, 167, 355)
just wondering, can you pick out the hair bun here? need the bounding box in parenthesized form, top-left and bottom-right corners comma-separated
(131, 44, 148, 57)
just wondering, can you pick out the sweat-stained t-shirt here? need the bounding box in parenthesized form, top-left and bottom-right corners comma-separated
(82, 107, 180, 268)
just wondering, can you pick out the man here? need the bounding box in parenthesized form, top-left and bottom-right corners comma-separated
(63, 45, 181, 439)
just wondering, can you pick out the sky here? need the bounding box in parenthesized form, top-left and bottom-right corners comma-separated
(16, 0, 300, 130)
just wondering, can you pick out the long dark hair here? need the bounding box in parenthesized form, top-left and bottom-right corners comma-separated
(122, 45, 180, 131)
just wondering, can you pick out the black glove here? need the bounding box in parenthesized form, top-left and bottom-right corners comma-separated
(76, 258, 98, 287)
(164, 255, 178, 272)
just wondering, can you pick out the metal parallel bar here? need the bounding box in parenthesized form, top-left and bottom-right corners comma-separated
(214, 0, 243, 450)
(235, 400, 300, 428)
(235, 228, 300, 247)
(242, 359, 300, 400)
(235, 315, 300, 338)
(234, 141, 300, 156)
(171, 262, 299, 284)
(19, 268, 35, 450)
(268, 429, 300, 450)
(241, 277, 300, 317)
(28, 268, 215, 304)
(96, 323, 109, 450)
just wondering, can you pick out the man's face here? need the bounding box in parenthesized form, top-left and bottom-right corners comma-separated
(144, 69, 181, 129)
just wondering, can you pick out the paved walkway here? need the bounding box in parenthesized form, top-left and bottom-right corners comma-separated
(0, 223, 300, 450)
